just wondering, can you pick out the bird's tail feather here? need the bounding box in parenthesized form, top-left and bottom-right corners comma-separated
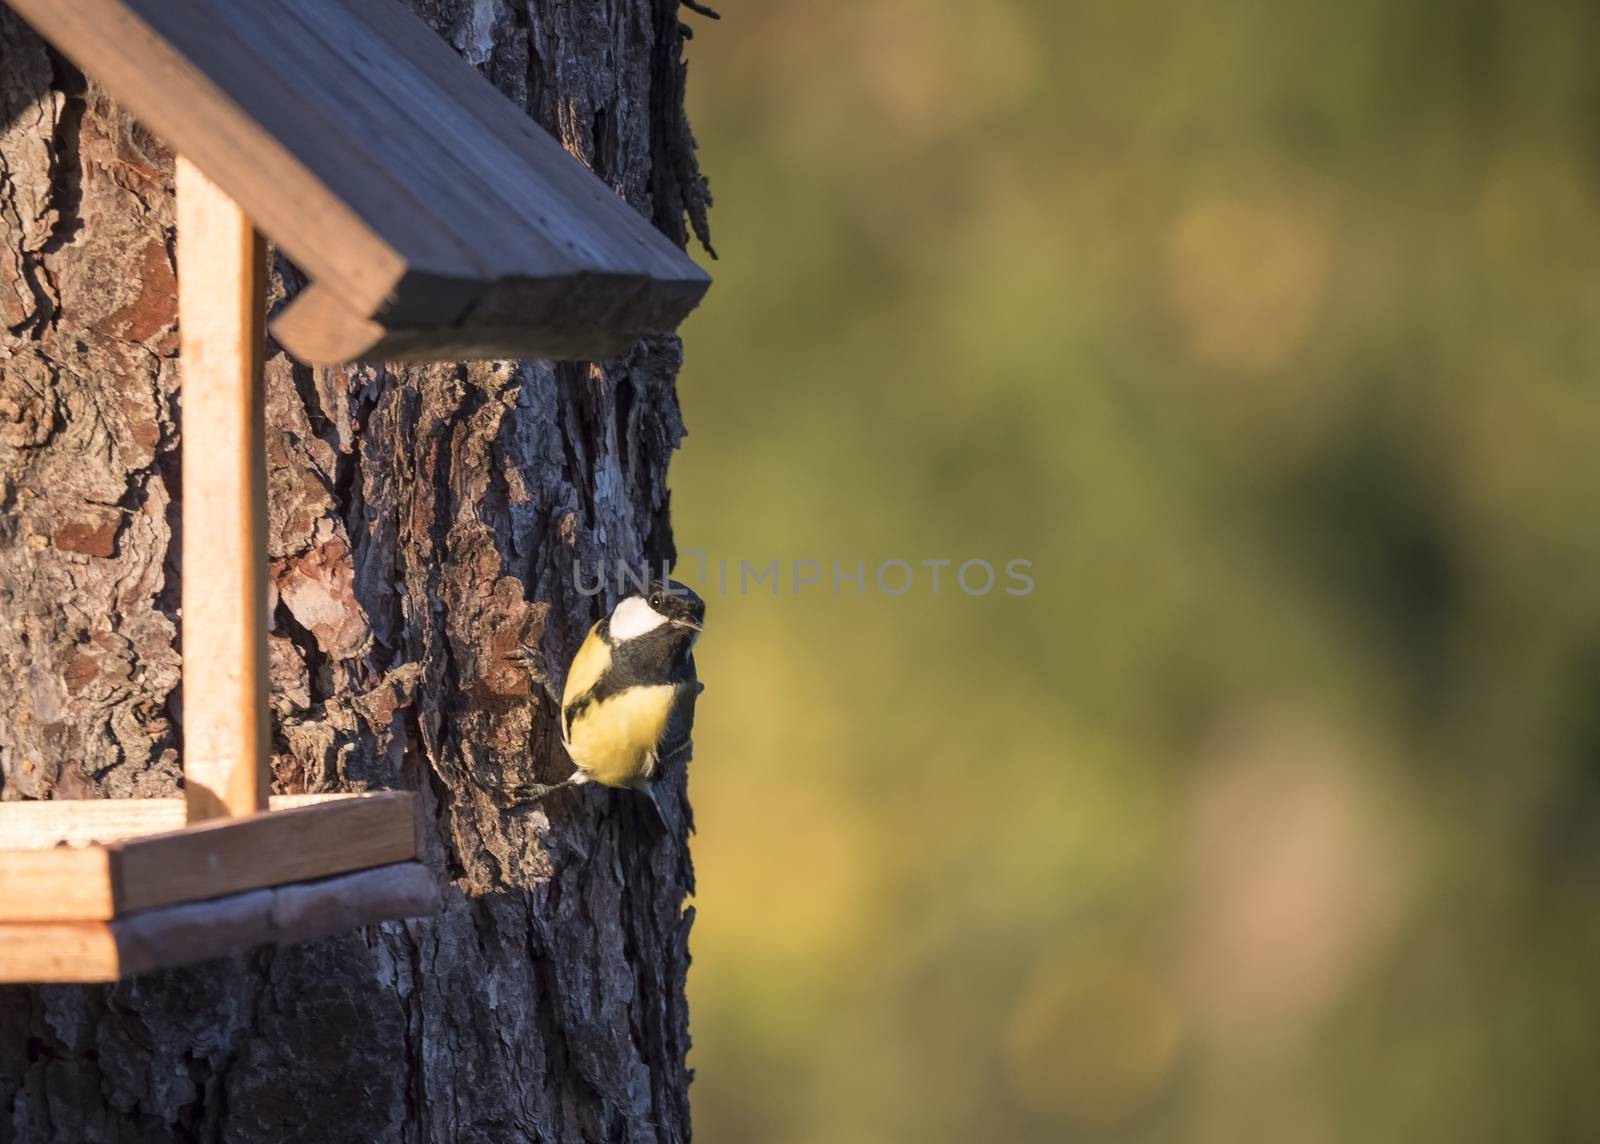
(639, 783, 670, 830)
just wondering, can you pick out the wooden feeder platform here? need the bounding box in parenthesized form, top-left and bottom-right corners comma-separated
(0, 0, 710, 981)
(0, 795, 433, 982)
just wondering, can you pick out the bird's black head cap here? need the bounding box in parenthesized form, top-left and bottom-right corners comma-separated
(645, 579, 705, 631)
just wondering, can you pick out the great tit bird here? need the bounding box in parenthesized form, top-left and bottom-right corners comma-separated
(518, 580, 705, 821)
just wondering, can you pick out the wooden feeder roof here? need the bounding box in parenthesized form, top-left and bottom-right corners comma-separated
(8, 0, 711, 364)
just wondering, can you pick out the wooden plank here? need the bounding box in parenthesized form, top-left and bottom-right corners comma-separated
(0, 800, 185, 849)
(4, 0, 710, 359)
(0, 863, 439, 983)
(337, 0, 706, 286)
(177, 156, 271, 824)
(294, 0, 689, 280)
(267, 862, 439, 948)
(0, 793, 417, 921)
(116, 792, 418, 914)
(212, 0, 567, 280)
(0, 848, 114, 923)
(0, 921, 124, 984)
(0, 793, 399, 848)
(272, 280, 651, 365)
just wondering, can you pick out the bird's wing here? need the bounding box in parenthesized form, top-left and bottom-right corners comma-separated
(651, 678, 699, 778)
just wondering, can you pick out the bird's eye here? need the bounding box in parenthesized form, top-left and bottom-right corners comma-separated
(648, 593, 661, 608)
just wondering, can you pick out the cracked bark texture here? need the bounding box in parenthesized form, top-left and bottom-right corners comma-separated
(0, 1, 713, 1140)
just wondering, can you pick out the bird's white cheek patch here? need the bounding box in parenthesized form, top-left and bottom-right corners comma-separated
(609, 596, 669, 642)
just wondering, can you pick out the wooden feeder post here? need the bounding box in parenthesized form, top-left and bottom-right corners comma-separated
(176, 157, 271, 823)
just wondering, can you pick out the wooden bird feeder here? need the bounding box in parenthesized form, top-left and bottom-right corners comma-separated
(0, 0, 710, 982)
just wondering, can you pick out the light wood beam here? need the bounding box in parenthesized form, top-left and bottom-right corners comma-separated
(177, 154, 270, 823)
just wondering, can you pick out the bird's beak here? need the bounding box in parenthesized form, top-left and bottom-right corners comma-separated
(673, 618, 704, 632)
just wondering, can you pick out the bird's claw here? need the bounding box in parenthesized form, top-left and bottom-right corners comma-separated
(510, 641, 563, 707)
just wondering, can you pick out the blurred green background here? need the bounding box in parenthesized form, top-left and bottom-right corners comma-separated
(669, 3, 1600, 1141)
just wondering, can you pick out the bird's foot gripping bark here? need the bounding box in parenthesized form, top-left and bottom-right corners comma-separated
(510, 641, 563, 708)
(510, 772, 587, 804)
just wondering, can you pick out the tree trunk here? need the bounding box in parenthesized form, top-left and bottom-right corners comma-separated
(0, 2, 711, 1140)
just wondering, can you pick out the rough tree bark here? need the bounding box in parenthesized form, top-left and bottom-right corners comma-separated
(0, 2, 713, 1140)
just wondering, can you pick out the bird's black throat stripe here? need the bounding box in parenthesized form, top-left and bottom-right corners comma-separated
(563, 621, 697, 738)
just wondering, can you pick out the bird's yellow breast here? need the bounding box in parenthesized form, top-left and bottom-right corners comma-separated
(566, 684, 677, 788)
(562, 621, 610, 708)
